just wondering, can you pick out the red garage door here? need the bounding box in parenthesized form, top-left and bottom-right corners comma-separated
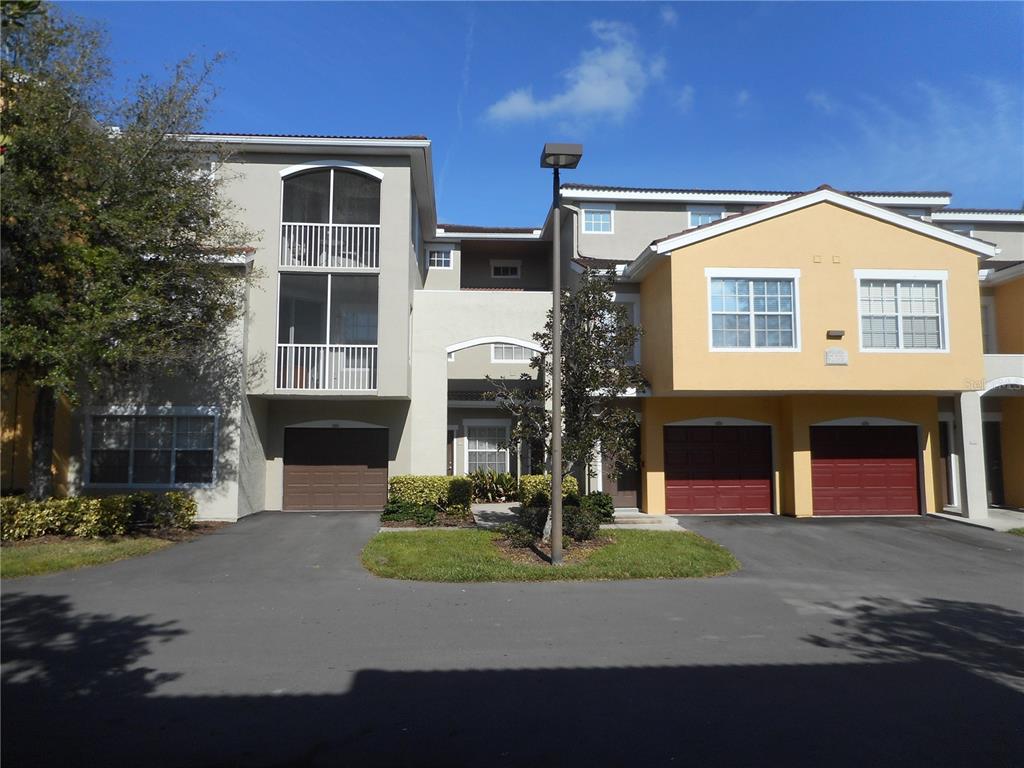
(664, 426, 772, 514)
(810, 426, 919, 515)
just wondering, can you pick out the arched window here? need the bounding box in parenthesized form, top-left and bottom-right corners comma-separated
(280, 168, 381, 269)
(282, 168, 380, 226)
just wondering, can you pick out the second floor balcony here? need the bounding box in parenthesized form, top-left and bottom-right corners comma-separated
(276, 273, 379, 392)
(280, 222, 380, 270)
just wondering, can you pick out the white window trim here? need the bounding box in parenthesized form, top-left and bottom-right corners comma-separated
(426, 244, 453, 270)
(854, 269, 950, 354)
(490, 259, 522, 279)
(84, 406, 220, 489)
(582, 203, 615, 235)
(490, 343, 534, 364)
(463, 419, 511, 475)
(704, 268, 802, 352)
(688, 205, 725, 228)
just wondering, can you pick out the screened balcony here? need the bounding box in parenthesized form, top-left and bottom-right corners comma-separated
(280, 168, 380, 270)
(276, 274, 379, 391)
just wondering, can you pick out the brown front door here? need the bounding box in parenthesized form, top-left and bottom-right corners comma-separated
(810, 426, 919, 515)
(602, 429, 641, 509)
(283, 428, 388, 511)
(664, 426, 772, 514)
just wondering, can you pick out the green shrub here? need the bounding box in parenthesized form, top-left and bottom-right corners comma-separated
(517, 474, 580, 507)
(0, 491, 196, 541)
(75, 496, 132, 537)
(388, 475, 473, 512)
(496, 523, 535, 548)
(469, 469, 516, 502)
(563, 505, 600, 541)
(447, 477, 473, 511)
(581, 491, 615, 522)
(517, 505, 549, 537)
(381, 501, 437, 526)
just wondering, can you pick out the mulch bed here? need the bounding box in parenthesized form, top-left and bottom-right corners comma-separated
(380, 512, 477, 529)
(1, 522, 229, 547)
(493, 535, 615, 565)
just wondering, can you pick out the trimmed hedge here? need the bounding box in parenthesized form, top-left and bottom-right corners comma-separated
(581, 491, 615, 522)
(388, 476, 473, 512)
(517, 474, 580, 507)
(563, 505, 601, 541)
(0, 491, 197, 541)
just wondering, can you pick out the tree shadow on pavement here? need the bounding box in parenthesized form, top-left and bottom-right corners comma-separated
(1, 592, 184, 697)
(3, 592, 1022, 767)
(803, 596, 1024, 686)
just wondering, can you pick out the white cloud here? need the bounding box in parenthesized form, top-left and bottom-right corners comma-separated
(660, 6, 678, 27)
(806, 89, 837, 114)
(649, 55, 667, 80)
(735, 89, 751, 107)
(675, 84, 695, 113)
(800, 80, 1023, 202)
(485, 21, 661, 123)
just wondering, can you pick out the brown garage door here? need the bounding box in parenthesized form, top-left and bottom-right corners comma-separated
(664, 426, 772, 514)
(283, 428, 388, 511)
(810, 426, 919, 515)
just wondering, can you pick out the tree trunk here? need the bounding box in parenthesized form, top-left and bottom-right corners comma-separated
(29, 386, 56, 500)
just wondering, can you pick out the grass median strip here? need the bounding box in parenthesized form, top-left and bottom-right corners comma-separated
(1, 537, 174, 578)
(361, 529, 739, 582)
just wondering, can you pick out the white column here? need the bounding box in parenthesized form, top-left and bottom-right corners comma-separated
(954, 391, 989, 519)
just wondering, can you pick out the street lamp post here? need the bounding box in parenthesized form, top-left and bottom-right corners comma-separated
(540, 142, 583, 566)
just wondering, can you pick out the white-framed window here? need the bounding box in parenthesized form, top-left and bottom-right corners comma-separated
(428, 248, 452, 269)
(465, 422, 510, 474)
(857, 271, 948, 351)
(688, 206, 725, 228)
(491, 259, 521, 279)
(87, 408, 217, 487)
(706, 268, 800, 350)
(896, 207, 929, 220)
(946, 223, 974, 236)
(582, 205, 614, 234)
(491, 343, 534, 363)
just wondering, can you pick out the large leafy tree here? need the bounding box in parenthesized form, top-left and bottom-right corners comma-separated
(489, 268, 646, 486)
(1, 4, 252, 498)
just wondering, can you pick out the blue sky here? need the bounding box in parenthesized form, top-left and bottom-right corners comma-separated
(63, 1, 1024, 226)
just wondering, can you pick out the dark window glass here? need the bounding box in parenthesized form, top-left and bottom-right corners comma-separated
(90, 450, 130, 483)
(282, 170, 330, 223)
(174, 450, 214, 483)
(329, 275, 378, 344)
(332, 171, 380, 225)
(278, 274, 328, 343)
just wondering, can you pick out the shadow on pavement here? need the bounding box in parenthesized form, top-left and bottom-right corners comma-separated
(2, 591, 1022, 767)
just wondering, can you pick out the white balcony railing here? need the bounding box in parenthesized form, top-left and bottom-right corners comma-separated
(280, 223, 380, 269)
(276, 344, 378, 391)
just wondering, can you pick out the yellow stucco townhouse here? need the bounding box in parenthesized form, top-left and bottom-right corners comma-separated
(620, 186, 1019, 519)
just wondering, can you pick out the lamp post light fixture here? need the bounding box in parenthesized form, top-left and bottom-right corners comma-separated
(540, 142, 582, 566)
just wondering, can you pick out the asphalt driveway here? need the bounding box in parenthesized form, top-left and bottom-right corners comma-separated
(3, 512, 1022, 767)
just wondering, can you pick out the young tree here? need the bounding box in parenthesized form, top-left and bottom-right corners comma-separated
(489, 268, 646, 486)
(1, 4, 252, 498)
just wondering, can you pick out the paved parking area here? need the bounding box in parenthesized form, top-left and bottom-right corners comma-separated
(3, 512, 1022, 767)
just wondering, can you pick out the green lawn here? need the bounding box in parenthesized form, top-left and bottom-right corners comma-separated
(1008, 528, 1024, 537)
(362, 529, 740, 582)
(1, 537, 174, 578)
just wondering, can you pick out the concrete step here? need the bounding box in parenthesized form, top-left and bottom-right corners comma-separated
(610, 511, 667, 525)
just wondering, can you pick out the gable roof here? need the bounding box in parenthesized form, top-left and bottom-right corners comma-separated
(561, 182, 952, 207)
(623, 186, 998, 281)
